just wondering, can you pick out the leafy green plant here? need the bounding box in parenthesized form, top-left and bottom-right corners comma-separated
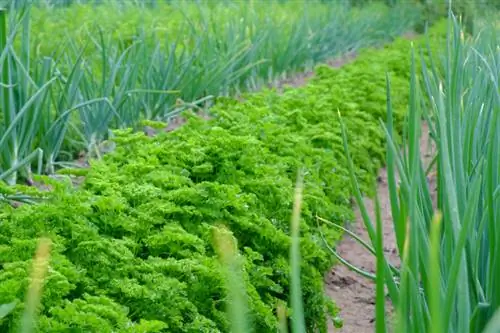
(328, 12, 500, 332)
(1, 0, 425, 185)
(0, 237, 52, 333)
(0, 7, 45, 185)
(0, 4, 111, 183)
(0, 20, 450, 331)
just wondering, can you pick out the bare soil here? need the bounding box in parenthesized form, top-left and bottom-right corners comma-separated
(325, 123, 437, 332)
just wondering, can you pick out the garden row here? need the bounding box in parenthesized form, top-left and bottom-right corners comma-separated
(0, 19, 448, 332)
(330, 16, 500, 332)
(0, 1, 422, 186)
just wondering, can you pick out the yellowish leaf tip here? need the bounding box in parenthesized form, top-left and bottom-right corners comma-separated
(432, 210, 443, 226)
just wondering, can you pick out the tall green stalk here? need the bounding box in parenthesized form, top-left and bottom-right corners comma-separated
(290, 170, 306, 333)
(1, 1, 423, 185)
(330, 12, 500, 333)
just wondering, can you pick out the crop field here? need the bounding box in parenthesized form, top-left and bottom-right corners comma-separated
(0, 0, 423, 186)
(0, 0, 499, 333)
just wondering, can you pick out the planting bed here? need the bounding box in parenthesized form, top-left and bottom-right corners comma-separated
(0, 0, 422, 187)
(0, 9, 449, 331)
(326, 15, 500, 332)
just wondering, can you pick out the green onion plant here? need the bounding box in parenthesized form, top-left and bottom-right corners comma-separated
(329, 11, 500, 333)
(1, 1, 422, 185)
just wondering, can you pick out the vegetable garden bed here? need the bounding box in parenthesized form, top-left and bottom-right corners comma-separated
(0, 13, 448, 331)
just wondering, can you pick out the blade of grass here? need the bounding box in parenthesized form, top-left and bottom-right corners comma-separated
(213, 227, 252, 333)
(428, 211, 443, 333)
(290, 169, 305, 333)
(374, 187, 387, 333)
(20, 237, 52, 333)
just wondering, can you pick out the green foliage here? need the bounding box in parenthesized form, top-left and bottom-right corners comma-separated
(332, 14, 500, 333)
(0, 1, 423, 185)
(410, 0, 498, 34)
(0, 22, 448, 332)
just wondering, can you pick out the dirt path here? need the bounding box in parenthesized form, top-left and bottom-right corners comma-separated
(326, 123, 436, 332)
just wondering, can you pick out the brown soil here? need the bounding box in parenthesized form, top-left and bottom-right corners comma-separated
(325, 123, 437, 332)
